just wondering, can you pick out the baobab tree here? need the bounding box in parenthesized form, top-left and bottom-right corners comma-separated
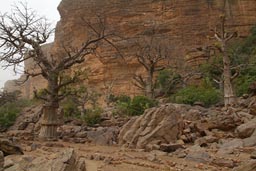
(0, 3, 111, 140)
(133, 36, 168, 99)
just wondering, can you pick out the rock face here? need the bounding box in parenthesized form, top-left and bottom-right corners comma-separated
(118, 104, 184, 149)
(5, 0, 256, 99)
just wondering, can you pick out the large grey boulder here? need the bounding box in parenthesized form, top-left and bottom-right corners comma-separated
(118, 104, 184, 149)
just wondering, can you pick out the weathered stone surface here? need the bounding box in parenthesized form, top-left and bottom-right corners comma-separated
(217, 139, 243, 155)
(185, 145, 212, 164)
(118, 104, 184, 149)
(235, 118, 256, 138)
(211, 158, 236, 168)
(8, 105, 43, 133)
(194, 135, 218, 146)
(233, 160, 256, 171)
(5, 0, 256, 100)
(5, 148, 86, 171)
(159, 143, 185, 153)
(0, 139, 23, 156)
(87, 126, 119, 146)
(3, 158, 14, 170)
(243, 130, 256, 147)
(250, 151, 256, 159)
(0, 151, 3, 171)
(207, 107, 245, 131)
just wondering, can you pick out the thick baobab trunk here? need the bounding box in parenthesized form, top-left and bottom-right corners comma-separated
(222, 45, 236, 106)
(39, 105, 59, 140)
(38, 74, 61, 140)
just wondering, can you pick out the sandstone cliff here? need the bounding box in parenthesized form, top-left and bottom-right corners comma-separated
(5, 0, 256, 99)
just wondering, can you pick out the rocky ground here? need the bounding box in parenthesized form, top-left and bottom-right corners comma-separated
(1, 96, 256, 171)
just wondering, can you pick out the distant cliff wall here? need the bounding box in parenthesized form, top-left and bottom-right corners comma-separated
(5, 0, 256, 99)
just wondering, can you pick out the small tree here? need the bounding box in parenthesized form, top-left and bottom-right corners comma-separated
(198, 15, 238, 106)
(212, 15, 237, 106)
(69, 86, 100, 118)
(156, 68, 182, 97)
(103, 79, 116, 106)
(0, 3, 112, 140)
(133, 36, 168, 99)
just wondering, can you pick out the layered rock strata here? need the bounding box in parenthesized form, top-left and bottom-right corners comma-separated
(5, 0, 256, 98)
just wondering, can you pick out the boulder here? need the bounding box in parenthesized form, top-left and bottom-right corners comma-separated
(217, 139, 243, 155)
(118, 104, 184, 149)
(235, 118, 256, 138)
(194, 135, 218, 147)
(8, 105, 42, 132)
(159, 143, 185, 153)
(87, 126, 119, 145)
(211, 158, 236, 168)
(0, 151, 3, 171)
(185, 145, 212, 164)
(250, 151, 256, 159)
(0, 139, 23, 156)
(249, 104, 256, 116)
(243, 130, 256, 147)
(207, 107, 245, 131)
(233, 160, 256, 171)
(5, 148, 86, 171)
(3, 158, 14, 169)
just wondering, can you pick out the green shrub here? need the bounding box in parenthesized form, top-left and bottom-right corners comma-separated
(115, 95, 157, 116)
(0, 99, 35, 130)
(61, 98, 80, 118)
(156, 69, 182, 96)
(239, 25, 256, 54)
(171, 86, 221, 107)
(83, 107, 102, 126)
(234, 66, 256, 96)
(107, 94, 131, 104)
(129, 96, 157, 115)
(0, 103, 19, 128)
(116, 95, 131, 103)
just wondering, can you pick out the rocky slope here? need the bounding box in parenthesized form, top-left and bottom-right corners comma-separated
(4, 0, 256, 98)
(2, 95, 256, 170)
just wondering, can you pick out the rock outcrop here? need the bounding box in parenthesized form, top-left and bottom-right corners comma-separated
(118, 104, 184, 149)
(0, 139, 23, 156)
(5, 0, 256, 99)
(4, 148, 85, 171)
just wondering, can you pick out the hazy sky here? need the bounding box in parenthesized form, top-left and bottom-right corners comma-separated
(0, 0, 62, 88)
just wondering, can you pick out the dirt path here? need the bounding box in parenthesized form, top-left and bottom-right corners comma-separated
(20, 141, 230, 171)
